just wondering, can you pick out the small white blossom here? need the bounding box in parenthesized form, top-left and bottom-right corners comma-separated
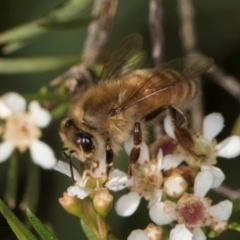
(112, 142, 183, 217)
(54, 156, 108, 200)
(169, 224, 193, 240)
(127, 229, 149, 240)
(149, 168, 232, 238)
(0, 92, 56, 169)
(164, 112, 240, 167)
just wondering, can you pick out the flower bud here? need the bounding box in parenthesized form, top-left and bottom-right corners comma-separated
(144, 223, 163, 240)
(59, 192, 84, 218)
(92, 188, 113, 217)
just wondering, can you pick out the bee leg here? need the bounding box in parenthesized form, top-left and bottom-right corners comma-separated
(128, 122, 142, 176)
(167, 106, 195, 151)
(106, 140, 114, 177)
(167, 106, 205, 159)
(144, 105, 202, 158)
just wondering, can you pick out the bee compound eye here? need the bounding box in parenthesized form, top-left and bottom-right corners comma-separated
(65, 119, 73, 127)
(80, 136, 94, 153)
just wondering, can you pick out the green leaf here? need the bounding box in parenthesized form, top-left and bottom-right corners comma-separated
(0, 56, 79, 74)
(0, 199, 37, 240)
(38, 16, 98, 30)
(26, 208, 58, 240)
(19, 159, 40, 214)
(232, 198, 240, 212)
(229, 222, 240, 232)
(51, 102, 69, 120)
(2, 38, 36, 54)
(81, 220, 104, 240)
(0, 0, 93, 52)
(23, 93, 63, 102)
(232, 114, 240, 135)
(4, 152, 18, 209)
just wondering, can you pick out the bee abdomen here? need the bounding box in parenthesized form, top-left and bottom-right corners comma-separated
(171, 79, 198, 107)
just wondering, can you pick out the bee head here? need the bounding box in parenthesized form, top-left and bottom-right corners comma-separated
(60, 119, 95, 160)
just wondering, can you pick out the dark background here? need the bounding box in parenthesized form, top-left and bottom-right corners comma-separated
(0, 0, 240, 239)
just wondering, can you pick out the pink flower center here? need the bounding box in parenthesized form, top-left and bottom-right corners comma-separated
(179, 202, 204, 224)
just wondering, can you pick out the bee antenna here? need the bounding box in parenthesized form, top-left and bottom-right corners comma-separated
(62, 148, 76, 184)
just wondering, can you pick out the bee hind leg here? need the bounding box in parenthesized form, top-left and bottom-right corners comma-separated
(167, 106, 195, 153)
(128, 122, 142, 176)
(167, 106, 206, 160)
(144, 105, 203, 159)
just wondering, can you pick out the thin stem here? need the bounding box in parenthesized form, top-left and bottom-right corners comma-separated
(19, 157, 40, 214)
(214, 184, 240, 200)
(207, 64, 240, 104)
(149, 0, 164, 65)
(4, 151, 18, 209)
(149, 0, 165, 139)
(177, 0, 204, 131)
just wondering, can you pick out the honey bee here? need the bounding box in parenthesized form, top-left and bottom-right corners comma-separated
(60, 33, 214, 178)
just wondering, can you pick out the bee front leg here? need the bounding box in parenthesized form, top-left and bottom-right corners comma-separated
(106, 140, 114, 177)
(128, 122, 142, 176)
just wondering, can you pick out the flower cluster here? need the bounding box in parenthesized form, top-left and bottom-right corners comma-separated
(55, 113, 240, 240)
(0, 92, 56, 168)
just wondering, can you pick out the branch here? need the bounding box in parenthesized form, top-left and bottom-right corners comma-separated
(50, 0, 118, 102)
(177, 0, 197, 54)
(177, 0, 204, 132)
(207, 65, 240, 104)
(149, 0, 164, 65)
(149, 0, 165, 139)
(214, 185, 240, 200)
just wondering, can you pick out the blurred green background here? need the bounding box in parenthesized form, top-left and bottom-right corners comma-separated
(0, 0, 240, 239)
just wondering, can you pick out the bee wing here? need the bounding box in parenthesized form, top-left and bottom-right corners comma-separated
(116, 57, 214, 112)
(99, 33, 146, 81)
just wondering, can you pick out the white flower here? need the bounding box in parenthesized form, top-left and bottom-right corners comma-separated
(149, 168, 232, 238)
(0, 92, 56, 169)
(127, 229, 149, 240)
(127, 223, 163, 240)
(54, 157, 108, 200)
(111, 141, 184, 217)
(169, 224, 193, 240)
(164, 112, 240, 167)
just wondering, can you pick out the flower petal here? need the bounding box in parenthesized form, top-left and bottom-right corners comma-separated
(127, 229, 148, 240)
(124, 141, 150, 165)
(209, 200, 232, 221)
(2, 92, 26, 113)
(164, 114, 176, 139)
(156, 149, 163, 171)
(67, 185, 91, 199)
(194, 170, 214, 197)
(201, 165, 225, 188)
(106, 169, 133, 191)
(215, 136, 240, 158)
(0, 140, 15, 162)
(53, 160, 81, 181)
(203, 113, 224, 141)
(192, 227, 206, 240)
(149, 201, 176, 225)
(29, 101, 51, 128)
(148, 189, 162, 208)
(0, 99, 12, 118)
(29, 140, 57, 169)
(115, 192, 141, 216)
(162, 154, 184, 171)
(169, 224, 192, 240)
